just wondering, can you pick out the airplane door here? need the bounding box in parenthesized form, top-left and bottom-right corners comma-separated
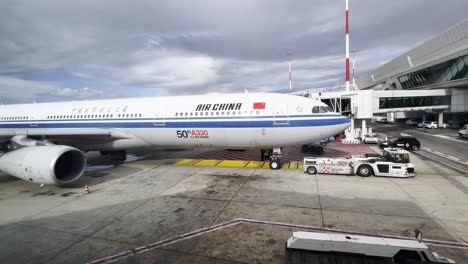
(153, 108, 166, 127)
(273, 104, 289, 126)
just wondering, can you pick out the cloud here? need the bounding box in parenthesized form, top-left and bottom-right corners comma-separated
(114, 50, 221, 89)
(52, 87, 103, 98)
(0, 76, 54, 102)
(0, 0, 467, 103)
(0, 76, 103, 104)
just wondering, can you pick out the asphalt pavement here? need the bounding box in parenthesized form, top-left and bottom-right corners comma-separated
(372, 122, 468, 173)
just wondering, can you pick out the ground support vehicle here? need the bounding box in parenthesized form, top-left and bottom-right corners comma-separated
(285, 231, 455, 264)
(405, 119, 418, 126)
(459, 124, 468, 139)
(363, 133, 379, 144)
(425, 121, 438, 129)
(303, 148, 415, 178)
(379, 136, 421, 151)
(418, 121, 430, 128)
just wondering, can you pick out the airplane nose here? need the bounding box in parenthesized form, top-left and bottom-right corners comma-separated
(336, 117, 351, 134)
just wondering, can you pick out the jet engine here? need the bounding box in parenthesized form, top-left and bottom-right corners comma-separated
(0, 146, 86, 185)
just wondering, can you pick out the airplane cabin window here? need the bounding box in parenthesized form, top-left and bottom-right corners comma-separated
(312, 106, 319, 113)
(221, 112, 224, 115)
(175, 113, 178, 116)
(227, 112, 230, 116)
(139, 114, 142, 117)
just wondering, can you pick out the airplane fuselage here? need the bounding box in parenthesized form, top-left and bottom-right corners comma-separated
(0, 93, 350, 151)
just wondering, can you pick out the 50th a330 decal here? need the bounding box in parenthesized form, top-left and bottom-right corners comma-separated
(176, 130, 209, 139)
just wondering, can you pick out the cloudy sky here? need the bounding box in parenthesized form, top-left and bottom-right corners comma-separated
(1, 0, 467, 104)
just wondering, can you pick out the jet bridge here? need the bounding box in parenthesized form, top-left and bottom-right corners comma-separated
(296, 89, 452, 139)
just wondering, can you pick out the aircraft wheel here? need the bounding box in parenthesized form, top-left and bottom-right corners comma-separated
(357, 165, 373, 177)
(306, 166, 317, 175)
(412, 145, 420, 151)
(269, 158, 281, 170)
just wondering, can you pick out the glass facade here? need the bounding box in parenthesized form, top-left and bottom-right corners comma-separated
(379, 96, 450, 109)
(398, 54, 468, 89)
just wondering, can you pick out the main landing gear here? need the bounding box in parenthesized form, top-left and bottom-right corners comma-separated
(261, 148, 283, 170)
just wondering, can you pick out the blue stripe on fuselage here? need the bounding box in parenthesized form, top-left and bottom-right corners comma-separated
(0, 117, 349, 129)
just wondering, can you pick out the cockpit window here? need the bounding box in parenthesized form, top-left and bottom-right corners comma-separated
(312, 106, 319, 113)
(319, 106, 328, 113)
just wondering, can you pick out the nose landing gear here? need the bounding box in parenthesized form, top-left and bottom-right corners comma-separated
(261, 148, 283, 170)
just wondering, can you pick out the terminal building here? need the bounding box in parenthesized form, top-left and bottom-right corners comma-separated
(300, 19, 468, 140)
(356, 18, 468, 126)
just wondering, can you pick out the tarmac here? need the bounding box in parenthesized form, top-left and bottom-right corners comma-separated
(1, 146, 468, 263)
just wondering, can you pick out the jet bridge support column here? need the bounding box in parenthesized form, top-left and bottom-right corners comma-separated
(438, 112, 444, 127)
(361, 119, 367, 137)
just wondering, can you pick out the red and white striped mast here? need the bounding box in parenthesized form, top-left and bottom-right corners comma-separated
(352, 48, 356, 91)
(345, 0, 350, 91)
(288, 53, 292, 93)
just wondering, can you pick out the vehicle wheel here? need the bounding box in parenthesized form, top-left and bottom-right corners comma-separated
(302, 145, 310, 153)
(412, 145, 420, 151)
(357, 165, 373, 177)
(306, 166, 317, 175)
(269, 158, 281, 170)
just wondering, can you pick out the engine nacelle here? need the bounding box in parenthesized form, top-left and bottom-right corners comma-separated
(0, 146, 86, 185)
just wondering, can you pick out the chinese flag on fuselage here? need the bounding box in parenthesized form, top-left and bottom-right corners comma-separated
(253, 102, 266, 109)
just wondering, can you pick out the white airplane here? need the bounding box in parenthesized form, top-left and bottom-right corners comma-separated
(0, 93, 350, 185)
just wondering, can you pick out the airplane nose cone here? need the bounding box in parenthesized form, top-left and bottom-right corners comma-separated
(336, 117, 351, 135)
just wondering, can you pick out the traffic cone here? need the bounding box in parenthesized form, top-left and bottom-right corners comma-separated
(84, 185, 90, 194)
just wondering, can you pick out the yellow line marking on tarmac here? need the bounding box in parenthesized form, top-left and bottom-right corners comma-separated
(175, 159, 201, 166)
(298, 163, 304, 170)
(175, 159, 307, 170)
(193, 159, 223, 167)
(245, 161, 267, 168)
(286, 161, 298, 170)
(217, 160, 251, 168)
